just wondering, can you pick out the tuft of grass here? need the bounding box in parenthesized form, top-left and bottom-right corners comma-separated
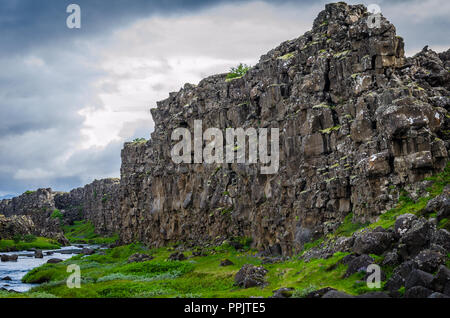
(226, 63, 250, 82)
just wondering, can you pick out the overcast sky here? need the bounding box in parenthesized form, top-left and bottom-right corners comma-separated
(0, 0, 449, 196)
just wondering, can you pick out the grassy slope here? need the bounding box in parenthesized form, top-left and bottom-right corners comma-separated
(62, 220, 118, 245)
(1, 163, 448, 298)
(0, 237, 60, 252)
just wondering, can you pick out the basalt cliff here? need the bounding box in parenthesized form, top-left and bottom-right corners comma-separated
(1, 3, 449, 256)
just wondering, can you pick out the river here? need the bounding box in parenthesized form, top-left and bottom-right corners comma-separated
(0, 245, 97, 293)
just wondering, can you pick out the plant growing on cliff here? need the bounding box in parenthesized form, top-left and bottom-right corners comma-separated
(51, 209, 63, 221)
(226, 63, 250, 82)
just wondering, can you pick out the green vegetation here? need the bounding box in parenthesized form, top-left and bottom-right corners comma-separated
(320, 125, 341, 135)
(62, 220, 118, 245)
(277, 52, 296, 60)
(3, 242, 377, 298)
(1, 163, 447, 298)
(132, 138, 147, 144)
(24, 190, 36, 195)
(226, 63, 250, 82)
(0, 237, 60, 252)
(51, 209, 63, 220)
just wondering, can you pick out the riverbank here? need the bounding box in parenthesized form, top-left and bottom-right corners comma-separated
(0, 237, 61, 253)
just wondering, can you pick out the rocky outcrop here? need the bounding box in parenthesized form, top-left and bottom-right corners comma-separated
(54, 178, 120, 235)
(117, 3, 449, 255)
(0, 214, 35, 240)
(0, 178, 120, 239)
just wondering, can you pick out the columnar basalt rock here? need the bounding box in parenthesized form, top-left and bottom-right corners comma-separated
(0, 178, 120, 239)
(118, 3, 449, 255)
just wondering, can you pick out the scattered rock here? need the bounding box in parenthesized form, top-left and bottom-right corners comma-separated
(0, 254, 18, 262)
(303, 287, 336, 298)
(234, 264, 268, 288)
(81, 248, 95, 256)
(271, 287, 294, 298)
(34, 250, 43, 259)
(428, 292, 450, 298)
(220, 259, 234, 266)
(168, 252, 187, 261)
(322, 290, 354, 298)
(399, 218, 434, 256)
(46, 258, 63, 264)
(404, 286, 433, 298)
(1, 277, 12, 281)
(353, 228, 394, 255)
(381, 250, 401, 267)
(127, 253, 154, 263)
(431, 265, 450, 293)
(413, 249, 446, 273)
(356, 291, 391, 298)
(394, 214, 417, 237)
(344, 254, 374, 278)
(405, 269, 434, 290)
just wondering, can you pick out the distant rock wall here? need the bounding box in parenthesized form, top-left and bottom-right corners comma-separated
(0, 179, 120, 239)
(117, 3, 449, 255)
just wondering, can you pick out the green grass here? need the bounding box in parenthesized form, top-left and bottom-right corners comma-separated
(2, 162, 447, 299)
(225, 63, 250, 82)
(0, 237, 61, 252)
(62, 220, 118, 245)
(9, 242, 377, 298)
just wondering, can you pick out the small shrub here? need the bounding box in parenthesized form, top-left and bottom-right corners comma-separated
(13, 234, 22, 243)
(24, 234, 37, 243)
(51, 209, 63, 220)
(226, 63, 250, 81)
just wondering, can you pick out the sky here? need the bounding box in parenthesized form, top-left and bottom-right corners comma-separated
(0, 0, 449, 197)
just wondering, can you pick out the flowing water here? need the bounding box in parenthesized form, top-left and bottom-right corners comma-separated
(0, 245, 96, 293)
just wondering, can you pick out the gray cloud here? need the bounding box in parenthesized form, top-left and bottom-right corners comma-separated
(0, 0, 448, 196)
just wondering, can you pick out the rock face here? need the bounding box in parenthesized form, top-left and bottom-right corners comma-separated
(117, 3, 449, 255)
(0, 178, 120, 239)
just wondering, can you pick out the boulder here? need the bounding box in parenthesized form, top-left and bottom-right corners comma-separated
(353, 228, 394, 255)
(431, 265, 450, 293)
(405, 269, 434, 290)
(168, 252, 187, 261)
(428, 292, 450, 298)
(304, 287, 336, 298)
(384, 273, 405, 297)
(0, 254, 18, 262)
(81, 248, 95, 256)
(394, 214, 417, 237)
(220, 259, 234, 266)
(46, 258, 63, 264)
(356, 292, 390, 298)
(234, 264, 268, 288)
(431, 229, 450, 252)
(1, 276, 12, 281)
(413, 249, 446, 273)
(344, 254, 374, 278)
(271, 287, 294, 298)
(381, 250, 401, 267)
(34, 250, 43, 259)
(404, 286, 433, 298)
(399, 218, 434, 256)
(322, 290, 354, 298)
(127, 253, 154, 263)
